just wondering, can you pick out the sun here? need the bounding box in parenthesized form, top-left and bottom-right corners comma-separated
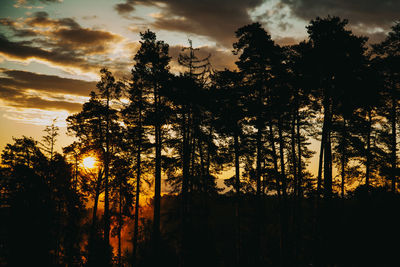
(82, 156, 96, 169)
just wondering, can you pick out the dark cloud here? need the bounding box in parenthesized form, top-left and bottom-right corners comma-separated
(281, 0, 400, 29)
(53, 28, 119, 46)
(0, 34, 96, 71)
(0, 69, 94, 112)
(0, 84, 82, 112)
(115, 0, 265, 47)
(115, 3, 135, 14)
(0, 69, 96, 96)
(23, 11, 121, 53)
(116, 0, 396, 46)
(0, 12, 124, 71)
(26, 11, 80, 29)
(114, 0, 153, 14)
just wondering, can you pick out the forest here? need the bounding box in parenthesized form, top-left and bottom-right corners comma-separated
(1, 16, 400, 266)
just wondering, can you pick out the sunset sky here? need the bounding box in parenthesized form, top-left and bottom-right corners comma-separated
(0, 0, 398, 171)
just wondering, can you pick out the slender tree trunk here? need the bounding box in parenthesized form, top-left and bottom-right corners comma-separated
(89, 169, 103, 264)
(118, 180, 122, 267)
(199, 140, 206, 193)
(269, 121, 281, 198)
(153, 87, 162, 261)
(291, 112, 298, 196)
(206, 124, 212, 176)
(366, 109, 372, 188)
(92, 172, 102, 233)
(256, 123, 262, 196)
(75, 155, 78, 192)
(313, 105, 327, 266)
(234, 130, 241, 266)
(391, 96, 397, 192)
(317, 115, 327, 196)
(278, 117, 288, 266)
(255, 118, 263, 264)
(133, 96, 143, 266)
(323, 98, 333, 200)
(341, 119, 347, 198)
(278, 118, 287, 197)
(181, 110, 190, 267)
(104, 95, 111, 264)
(190, 129, 196, 193)
(296, 108, 303, 198)
(295, 104, 303, 263)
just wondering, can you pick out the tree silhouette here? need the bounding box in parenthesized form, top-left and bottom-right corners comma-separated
(131, 29, 171, 262)
(373, 22, 400, 192)
(67, 70, 122, 265)
(3, 15, 400, 267)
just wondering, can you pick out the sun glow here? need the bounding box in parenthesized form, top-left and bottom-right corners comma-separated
(82, 156, 96, 169)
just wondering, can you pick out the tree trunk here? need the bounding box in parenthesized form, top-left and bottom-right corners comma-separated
(296, 108, 303, 198)
(323, 98, 333, 200)
(104, 96, 111, 264)
(118, 179, 122, 267)
(199, 139, 206, 193)
(269, 121, 281, 198)
(366, 109, 372, 188)
(290, 112, 298, 196)
(132, 92, 143, 266)
(92, 171, 101, 235)
(234, 130, 241, 266)
(181, 111, 190, 267)
(317, 114, 327, 197)
(74, 155, 78, 191)
(278, 118, 287, 197)
(256, 123, 262, 196)
(341, 119, 346, 198)
(153, 88, 162, 260)
(391, 96, 397, 192)
(89, 169, 103, 264)
(295, 105, 303, 263)
(278, 116, 288, 266)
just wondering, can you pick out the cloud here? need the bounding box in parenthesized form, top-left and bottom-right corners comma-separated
(0, 12, 124, 72)
(115, 3, 135, 14)
(52, 28, 121, 53)
(0, 18, 37, 37)
(0, 69, 96, 114)
(26, 11, 80, 29)
(13, 0, 62, 9)
(23, 12, 122, 54)
(0, 69, 96, 96)
(115, 0, 265, 47)
(281, 0, 400, 30)
(1, 107, 71, 127)
(0, 84, 82, 113)
(116, 0, 396, 46)
(0, 34, 95, 71)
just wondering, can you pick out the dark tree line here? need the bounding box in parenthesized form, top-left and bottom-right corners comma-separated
(1, 16, 400, 266)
